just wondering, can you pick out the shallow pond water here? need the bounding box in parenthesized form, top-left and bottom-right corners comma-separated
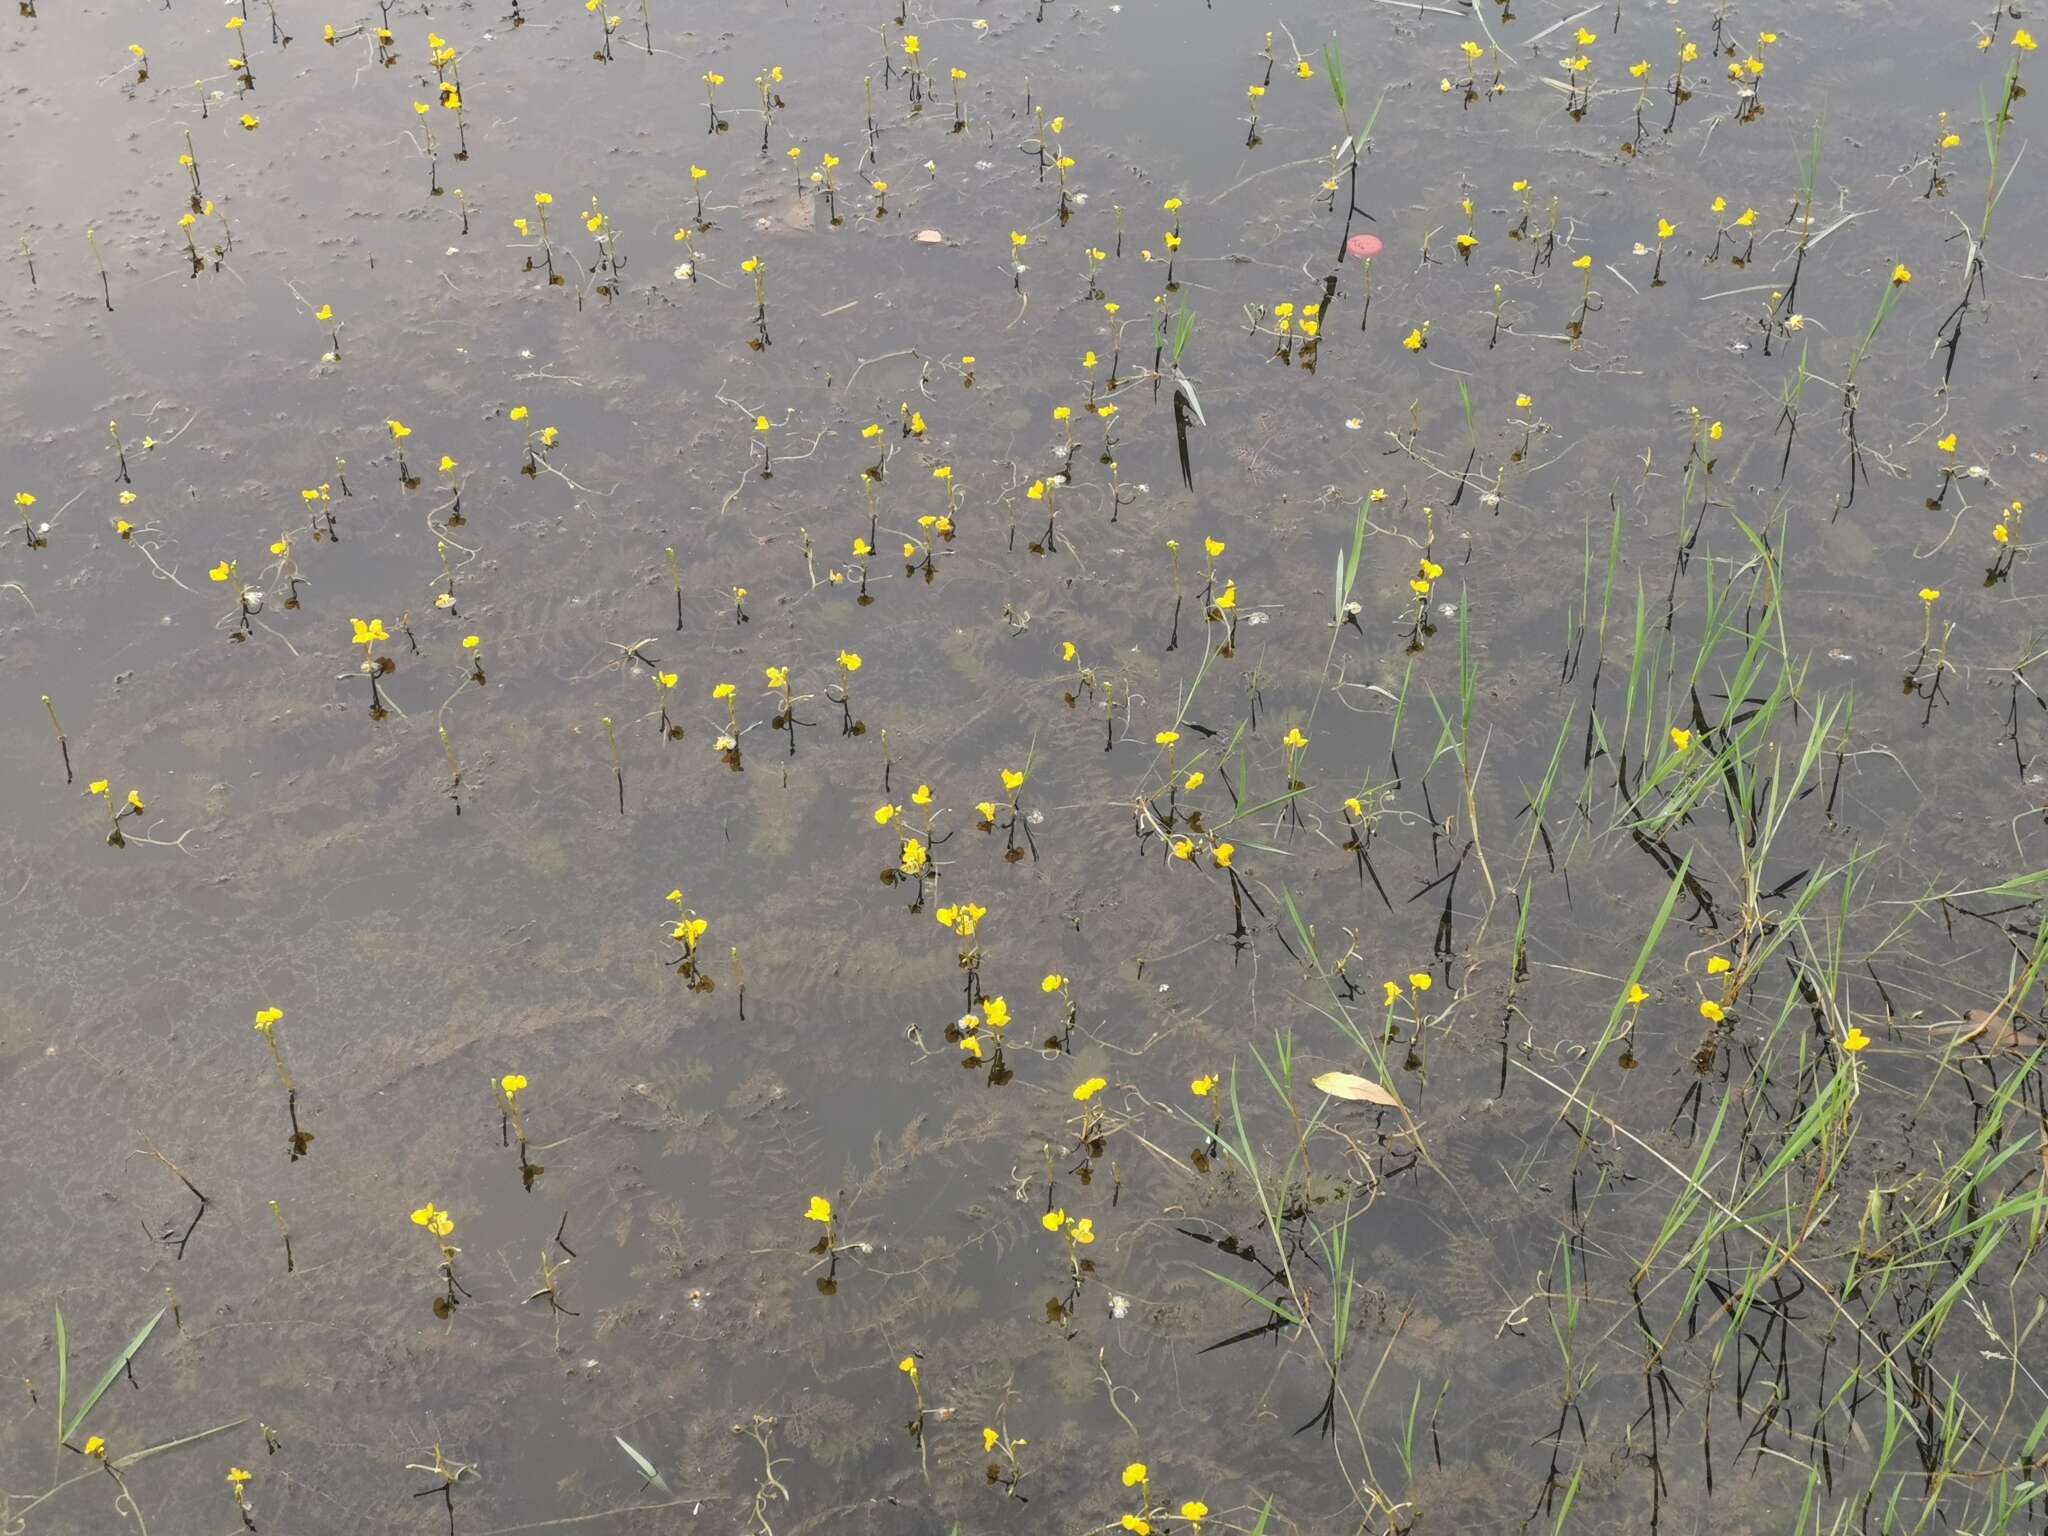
(4, 0, 2048, 1532)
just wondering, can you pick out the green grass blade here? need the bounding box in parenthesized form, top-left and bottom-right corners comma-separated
(65, 1307, 165, 1444)
(614, 1434, 673, 1496)
(53, 1305, 67, 1447)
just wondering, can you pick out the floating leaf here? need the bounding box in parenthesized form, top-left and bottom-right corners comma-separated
(614, 1434, 672, 1496)
(1312, 1070, 1399, 1107)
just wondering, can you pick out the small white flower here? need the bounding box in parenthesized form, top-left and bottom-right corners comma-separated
(674, 262, 694, 280)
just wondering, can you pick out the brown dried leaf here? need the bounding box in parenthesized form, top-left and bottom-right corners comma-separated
(1312, 1070, 1400, 1107)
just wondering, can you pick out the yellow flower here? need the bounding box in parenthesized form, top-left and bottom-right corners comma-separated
(83, 1436, 107, 1459)
(500, 1073, 528, 1099)
(1937, 432, 1958, 454)
(1627, 983, 1650, 1005)
(1630, 59, 1650, 77)
(898, 1355, 919, 1380)
(1171, 838, 1194, 860)
(1001, 768, 1026, 792)
(254, 1008, 284, 1037)
(1247, 83, 1265, 98)
(1708, 421, 1723, 442)
(1735, 207, 1757, 227)
(1515, 393, 1533, 409)
(765, 664, 789, 690)
(1122, 1519, 1151, 1536)
(1216, 582, 1237, 610)
(509, 405, 529, 422)
(1383, 980, 1402, 1005)
(1699, 1000, 1726, 1024)
(351, 617, 390, 648)
(1670, 727, 1693, 753)
(209, 559, 237, 583)
(1073, 1076, 1107, 1102)
(228, 1468, 253, 1485)
(1070, 1217, 1094, 1245)
(386, 418, 412, 441)
(463, 635, 481, 651)
(1041, 973, 1065, 993)
(1155, 729, 1181, 746)
(1402, 327, 1425, 352)
(1192, 1074, 1218, 1096)
(806, 1195, 833, 1223)
(1706, 956, 1732, 975)
(901, 32, 919, 55)
(1920, 587, 1941, 605)
(411, 1201, 455, 1237)
(1656, 218, 1676, 241)
(1574, 25, 1596, 44)
(1409, 972, 1432, 991)
(911, 783, 933, 805)
(983, 1427, 1000, 1452)
(1122, 1462, 1149, 1487)
(1995, 523, 2010, 545)
(89, 779, 110, 797)
(836, 650, 863, 673)
(1295, 58, 1312, 77)
(126, 790, 145, 813)
(1184, 771, 1205, 791)
(874, 804, 898, 826)
(1891, 264, 1912, 285)
(1843, 1026, 1871, 1052)
(1283, 726, 1308, 750)
(1211, 843, 1235, 869)
(1460, 39, 1484, 58)
(1042, 1208, 1066, 1231)
(2014, 28, 2037, 51)
(981, 996, 1009, 1031)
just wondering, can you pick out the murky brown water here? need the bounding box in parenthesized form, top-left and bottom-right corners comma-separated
(4, 0, 2047, 1530)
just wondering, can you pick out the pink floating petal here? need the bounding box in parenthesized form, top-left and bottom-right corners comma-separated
(1346, 233, 1384, 259)
(914, 229, 945, 244)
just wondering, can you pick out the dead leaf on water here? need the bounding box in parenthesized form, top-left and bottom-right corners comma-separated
(1312, 1070, 1399, 1107)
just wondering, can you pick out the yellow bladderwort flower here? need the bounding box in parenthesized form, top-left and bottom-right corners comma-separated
(1460, 39, 1484, 59)
(254, 1006, 283, 1034)
(2013, 28, 2037, 51)
(1630, 59, 1650, 77)
(1183, 771, 1205, 791)
(1627, 983, 1650, 1005)
(1891, 264, 1912, 285)
(411, 1201, 455, 1237)
(1192, 1074, 1218, 1096)
(1170, 837, 1194, 860)
(1735, 207, 1757, 227)
(1211, 843, 1235, 869)
(209, 559, 238, 583)
(1409, 972, 1432, 991)
(1573, 253, 1593, 270)
(1403, 327, 1425, 352)
(1516, 392, 1533, 409)
(1073, 1076, 1107, 1102)
(911, 783, 933, 806)
(1383, 979, 1403, 1005)
(501, 1073, 529, 1099)
(1699, 1000, 1726, 1024)
(83, 1436, 107, 1459)
(1155, 729, 1180, 746)
(1123, 1462, 1150, 1488)
(1656, 217, 1676, 241)
(1041, 973, 1065, 993)
(898, 1354, 919, 1382)
(1122, 1519, 1152, 1536)
(1706, 955, 1732, 975)
(1937, 432, 1958, 454)
(1920, 587, 1942, 605)
(1042, 1208, 1066, 1232)
(1671, 727, 1693, 753)
(805, 1194, 833, 1223)
(1843, 1026, 1871, 1052)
